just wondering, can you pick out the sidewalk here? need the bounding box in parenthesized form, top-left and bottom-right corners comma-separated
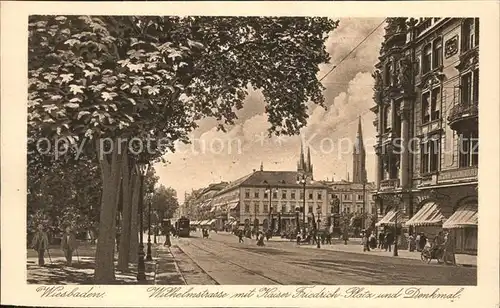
(153, 245, 186, 285)
(300, 243, 477, 267)
(27, 244, 156, 284)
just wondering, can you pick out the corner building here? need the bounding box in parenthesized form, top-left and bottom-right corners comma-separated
(372, 18, 478, 254)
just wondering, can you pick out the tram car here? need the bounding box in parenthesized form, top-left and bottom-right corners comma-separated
(176, 216, 191, 237)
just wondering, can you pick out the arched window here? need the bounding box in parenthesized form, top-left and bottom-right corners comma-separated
(432, 38, 443, 69)
(422, 44, 432, 74)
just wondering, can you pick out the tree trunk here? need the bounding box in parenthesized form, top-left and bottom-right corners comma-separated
(117, 155, 135, 271)
(129, 172, 140, 263)
(94, 141, 123, 284)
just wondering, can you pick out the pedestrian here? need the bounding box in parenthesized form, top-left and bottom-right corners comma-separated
(369, 231, 377, 249)
(378, 232, 385, 249)
(385, 231, 393, 252)
(415, 233, 421, 251)
(61, 225, 78, 266)
(238, 230, 244, 243)
(419, 233, 427, 252)
(443, 231, 456, 266)
(31, 223, 49, 266)
(408, 233, 416, 252)
(164, 227, 172, 247)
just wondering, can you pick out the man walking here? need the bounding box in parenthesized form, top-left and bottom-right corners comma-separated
(31, 224, 49, 266)
(61, 225, 78, 266)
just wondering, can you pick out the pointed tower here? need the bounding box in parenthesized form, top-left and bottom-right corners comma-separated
(297, 140, 306, 173)
(352, 116, 367, 183)
(260, 161, 264, 171)
(306, 146, 313, 178)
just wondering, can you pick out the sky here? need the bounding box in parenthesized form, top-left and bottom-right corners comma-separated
(155, 18, 386, 203)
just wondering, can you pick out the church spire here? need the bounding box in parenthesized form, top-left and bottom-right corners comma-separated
(297, 140, 306, 173)
(353, 116, 367, 183)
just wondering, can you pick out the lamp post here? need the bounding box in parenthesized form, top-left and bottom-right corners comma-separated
(136, 163, 149, 282)
(146, 194, 153, 261)
(393, 194, 402, 257)
(294, 206, 301, 235)
(316, 210, 321, 249)
(296, 173, 310, 233)
(265, 185, 276, 235)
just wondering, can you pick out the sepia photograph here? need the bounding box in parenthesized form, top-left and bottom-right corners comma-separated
(24, 15, 481, 288)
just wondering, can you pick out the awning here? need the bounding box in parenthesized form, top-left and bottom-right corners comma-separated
(375, 208, 407, 226)
(207, 219, 216, 225)
(189, 221, 197, 225)
(231, 221, 239, 226)
(199, 220, 209, 225)
(210, 206, 217, 213)
(442, 203, 478, 229)
(228, 201, 240, 210)
(405, 202, 446, 226)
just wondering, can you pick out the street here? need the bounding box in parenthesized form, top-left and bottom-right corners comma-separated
(170, 232, 476, 285)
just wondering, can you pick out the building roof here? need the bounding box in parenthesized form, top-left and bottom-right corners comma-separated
(322, 180, 376, 191)
(216, 170, 328, 196)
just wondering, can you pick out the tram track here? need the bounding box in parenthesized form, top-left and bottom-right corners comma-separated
(180, 240, 284, 285)
(170, 244, 220, 285)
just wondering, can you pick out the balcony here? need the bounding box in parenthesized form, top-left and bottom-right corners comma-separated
(447, 103, 478, 132)
(380, 178, 400, 191)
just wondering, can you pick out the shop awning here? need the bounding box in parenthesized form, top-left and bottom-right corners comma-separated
(405, 202, 446, 226)
(228, 201, 240, 210)
(442, 203, 478, 229)
(375, 208, 407, 226)
(207, 219, 216, 225)
(189, 221, 197, 225)
(210, 206, 217, 212)
(199, 220, 209, 225)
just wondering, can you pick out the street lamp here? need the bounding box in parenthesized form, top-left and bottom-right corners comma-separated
(265, 185, 277, 235)
(135, 162, 150, 282)
(146, 193, 153, 262)
(393, 194, 403, 257)
(294, 206, 301, 235)
(316, 208, 321, 249)
(296, 173, 311, 234)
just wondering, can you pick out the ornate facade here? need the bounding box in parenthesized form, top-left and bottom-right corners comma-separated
(372, 18, 478, 254)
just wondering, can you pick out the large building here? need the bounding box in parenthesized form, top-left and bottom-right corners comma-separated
(371, 18, 478, 254)
(211, 147, 331, 232)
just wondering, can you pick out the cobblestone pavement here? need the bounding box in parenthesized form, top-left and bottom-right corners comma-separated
(169, 232, 476, 285)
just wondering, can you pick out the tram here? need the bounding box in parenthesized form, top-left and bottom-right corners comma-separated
(176, 216, 191, 237)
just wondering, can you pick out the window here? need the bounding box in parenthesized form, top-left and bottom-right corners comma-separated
(263, 204, 268, 213)
(316, 206, 322, 214)
(245, 190, 250, 199)
(272, 191, 278, 199)
(421, 137, 440, 174)
(357, 194, 363, 201)
(473, 69, 479, 104)
(346, 207, 351, 213)
(422, 88, 441, 123)
(383, 105, 392, 133)
(344, 194, 350, 200)
(263, 191, 268, 199)
(291, 191, 296, 199)
(432, 39, 443, 69)
(244, 203, 250, 213)
(422, 92, 430, 123)
(308, 205, 313, 213)
(254, 202, 260, 214)
(317, 192, 322, 200)
(254, 191, 259, 199)
(459, 131, 479, 167)
(422, 44, 432, 74)
(282, 190, 287, 199)
(384, 63, 392, 86)
(463, 18, 476, 52)
(461, 72, 472, 105)
(281, 204, 286, 213)
(309, 192, 313, 200)
(431, 88, 441, 120)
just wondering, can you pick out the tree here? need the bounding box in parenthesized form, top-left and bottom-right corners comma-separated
(143, 185, 179, 236)
(28, 16, 338, 283)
